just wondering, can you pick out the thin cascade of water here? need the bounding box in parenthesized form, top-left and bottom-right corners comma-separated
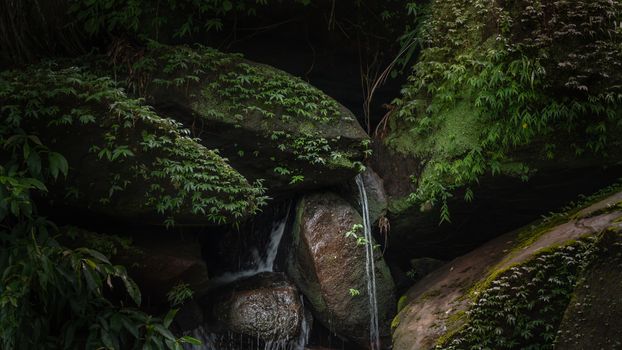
(209, 214, 288, 286)
(355, 174, 380, 350)
(186, 324, 308, 350)
(183, 203, 311, 350)
(293, 296, 311, 350)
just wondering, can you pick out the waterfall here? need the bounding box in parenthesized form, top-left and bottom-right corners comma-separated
(293, 296, 311, 350)
(355, 174, 380, 350)
(209, 214, 288, 287)
(183, 203, 310, 350)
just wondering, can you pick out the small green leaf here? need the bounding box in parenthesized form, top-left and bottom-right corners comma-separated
(180, 336, 202, 345)
(48, 152, 69, 179)
(163, 309, 178, 328)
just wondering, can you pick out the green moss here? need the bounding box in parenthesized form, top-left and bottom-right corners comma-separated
(388, 197, 413, 214)
(387, 99, 481, 159)
(0, 62, 266, 225)
(437, 239, 599, 349)
(391, 314, 401, 331)
(397, 295, 409, 312)
(425, 185, 622, 348)
(391, 0, 622, 215)
(127, 44, 366, 175)
(434, 310, 467, 347)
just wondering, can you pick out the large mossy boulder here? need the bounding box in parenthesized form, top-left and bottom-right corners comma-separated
(286, 192, 395, 348)
(0, 63, 265, 226)
(371, 0, 622, 262)
(128, 44, 370, 196)
(391, 189, 622, 350)
(199, 272, 308, 347)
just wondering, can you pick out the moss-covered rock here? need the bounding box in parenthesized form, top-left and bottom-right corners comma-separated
(553, 227, 622, 349)
(124, 44, 370, 196)
(0, 62, 266, 225)
(391, 188, 622, 350)
(372, 0, 622, 262)
(385, 0, 622, 210)
(286, 192, 395, 348)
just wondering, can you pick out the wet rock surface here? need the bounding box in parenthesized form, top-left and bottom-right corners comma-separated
(391, 191, 622, 350)
(340, 166, 388, 225)
(286, 192, 395, 348)
(200, 272, 306, 343)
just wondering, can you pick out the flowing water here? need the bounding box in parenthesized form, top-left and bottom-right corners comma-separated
(355, 174, 380, 350)
(184, 203, 311, 350)
(209, 209, 289, 287)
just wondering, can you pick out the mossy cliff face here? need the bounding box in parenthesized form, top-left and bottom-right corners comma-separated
(391, 189, 622, 350)
(384, 0, 622, 211)
(124, 44, 370, 196)
(0, 63, 265, 226)
(372, 0, 622, 260)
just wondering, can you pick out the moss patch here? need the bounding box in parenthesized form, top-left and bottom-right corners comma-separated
(387, 0, 622, 215)
(554, 228, 622, 349)
(436, 238, 599, 349)
(128, 44, 368, 179)
(0, 62, 266, 225)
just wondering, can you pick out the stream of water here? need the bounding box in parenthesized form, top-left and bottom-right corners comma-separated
(355, 174, 380, 350)
(185, 203, 311, 350)
(208, 216, 288, 287)
(184, 180, 380, 350)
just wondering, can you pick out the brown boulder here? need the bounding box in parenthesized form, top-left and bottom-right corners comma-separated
(286, 192, 395, 348)
(201, 272, 308, 345)
(391, 190, 622, 350)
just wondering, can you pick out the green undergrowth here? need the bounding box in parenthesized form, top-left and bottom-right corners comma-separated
(68, 0, 312, 40)
(391, 0, 622, 219)
(435, 238, 600, 350)
(431, 181, 622, 348)
(122, 43, 367, 179)
(553, 228, 622, 349)
(465, 179, 622, 302)
(0, 61, 266, 225)
(0, 65, 205, 347)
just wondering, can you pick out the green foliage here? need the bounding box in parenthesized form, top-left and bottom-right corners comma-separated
(68, 0, 311, 39)
(167, 283, 194, 307)
(0, 108, 200, 348)
(437, 239, 599, 350)
(349, 288, 361, 297)
(0, 223, 199, 350)
(0, 61, 266, 225)
(394, 1, 430, 75)
(344, 223, 364, 238)
(128, 44, 366, 177)
(345, 223, 371, 246)
(392, 0, 622, 216)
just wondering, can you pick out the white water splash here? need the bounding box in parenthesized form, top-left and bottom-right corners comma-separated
(183, 203, 311, 349)
(356, 174, 380, 350)
(293, 296, 311, 350)
(186, 324, 308, 350)
(209, 217, 287, 287)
